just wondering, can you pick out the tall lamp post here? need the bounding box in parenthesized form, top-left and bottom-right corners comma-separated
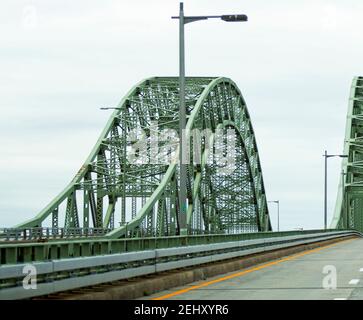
(268, 200, 280, 231)
(172, 2, 248, 235)
(323, 151, 348, 230)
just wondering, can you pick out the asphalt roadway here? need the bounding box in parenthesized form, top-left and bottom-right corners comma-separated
(145, 238, 363, 300)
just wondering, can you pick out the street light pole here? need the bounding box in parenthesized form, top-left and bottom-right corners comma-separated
(178, 2, 187, 235)
(173, 3, 248, 236)
(341, 169, 348, 229)
(277, 200, 280, 231)
(324, 150, 328, 230)
(323, 151, 348, 230)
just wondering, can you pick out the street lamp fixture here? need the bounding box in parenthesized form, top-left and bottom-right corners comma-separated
(172, 2, 248, 235)
(171, 14, 248, 24)
(100, 107, 122, 110)
(323, 150, 348, 230)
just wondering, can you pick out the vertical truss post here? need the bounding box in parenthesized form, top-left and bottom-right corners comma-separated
(96, 152, 104, 228)
(52, 207, 58, 235)
(83, 189, 90, 229)
(121, 109, 126, 226)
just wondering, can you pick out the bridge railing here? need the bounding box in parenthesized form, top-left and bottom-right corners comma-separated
(0, 227, 111, 242)
(0, 229, 360, 300)
(0, 228, 356, 265)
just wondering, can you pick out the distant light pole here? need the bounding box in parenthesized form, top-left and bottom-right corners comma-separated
(323, 151, 348, 230)
(341, 169, 348, 229)
(172, 2, 248, 235)
(268, 200, 280, 231)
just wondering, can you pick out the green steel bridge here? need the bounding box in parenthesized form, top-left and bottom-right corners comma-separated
(331, 77, 363, 231)
(0, 76, 362, 300)
(11, 76, 272, 239)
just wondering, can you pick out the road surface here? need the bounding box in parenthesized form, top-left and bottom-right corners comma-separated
(145, 238, 363, 300)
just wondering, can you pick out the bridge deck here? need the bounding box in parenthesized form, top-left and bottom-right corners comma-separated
(146, 238, 363, 300)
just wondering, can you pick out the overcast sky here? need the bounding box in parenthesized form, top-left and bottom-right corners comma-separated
(1, 0, 362, 230)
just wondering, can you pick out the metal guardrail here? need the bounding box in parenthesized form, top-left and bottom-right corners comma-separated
(0, 229, 360, 300)
(0, 229, 345, 265)
(0, 227, 111, 242)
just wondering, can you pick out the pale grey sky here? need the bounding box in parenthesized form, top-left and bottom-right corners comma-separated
(1, 0, 362, 230)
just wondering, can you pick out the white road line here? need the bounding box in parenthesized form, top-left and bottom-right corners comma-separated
(334, 298, 347, 300)
(349, 279, 360, 285)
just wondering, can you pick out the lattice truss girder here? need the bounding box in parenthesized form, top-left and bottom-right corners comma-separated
(332, 77, 363, 232)
(15, 77, 271, 238)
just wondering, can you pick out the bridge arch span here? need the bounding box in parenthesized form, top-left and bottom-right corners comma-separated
(16, 77, 271, 238)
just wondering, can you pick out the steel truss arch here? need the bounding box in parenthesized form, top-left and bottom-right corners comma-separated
(332, 76, 363, 232)
(15, 77, 271, 238)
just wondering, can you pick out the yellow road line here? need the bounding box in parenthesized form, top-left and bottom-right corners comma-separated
(152, 237, 356, 300)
